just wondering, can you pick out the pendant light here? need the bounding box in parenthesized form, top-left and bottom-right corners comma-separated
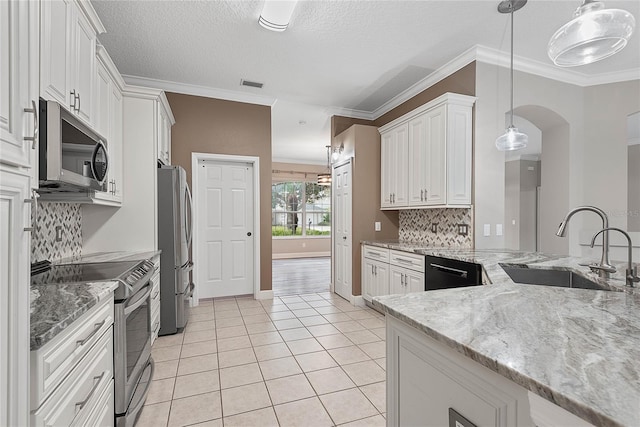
(317, 145, 332, 186)
(496, 0, 528, 152)
(548, 1, 635, 67)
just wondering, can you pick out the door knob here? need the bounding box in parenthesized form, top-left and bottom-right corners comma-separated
(342, 236, 347, 240)
(247, 232, 252, 236)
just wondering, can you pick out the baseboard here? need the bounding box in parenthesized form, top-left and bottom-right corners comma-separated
(255, 290, 274, 300)
(352, 295, 365, 307)
(272, 252, 331, 260)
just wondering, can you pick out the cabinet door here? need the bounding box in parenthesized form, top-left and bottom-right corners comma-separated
(157, 107, 170, 164)
(72, 7, 96, 125)
(392, 124, 409, 206)
(110, 85, 123, 201)
(362, 258, 376, 302)
(374, 260, 389, 297)
(40, 0, 73, 107)
(95, 61, 111, 140)
(424, 105, 446, 206)
(380, 131, 393, 208)
(406, 270, 424, 294)
(0, 168, 31, 427)
(446, 103, 473, 205)
(408, 114, 428, 206)
(389, 266, 405, 295)
(1, 0, 37, 168)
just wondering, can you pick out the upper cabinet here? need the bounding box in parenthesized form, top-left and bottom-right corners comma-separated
(157, 100, 173, 165)
(40, 0, 105, 128)
(379, 93, 475, 209)
(92, 45, 125, 205)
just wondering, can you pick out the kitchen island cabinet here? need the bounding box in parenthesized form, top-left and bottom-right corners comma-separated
(372, 245, 638, 427)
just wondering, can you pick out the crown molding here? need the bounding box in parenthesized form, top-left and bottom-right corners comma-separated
(371, 46, 478, 120)
(326, 106, 375, 121)
(122, 75, 278, 107)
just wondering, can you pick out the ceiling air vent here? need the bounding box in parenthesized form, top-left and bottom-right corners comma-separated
(240, 79, 264, 89)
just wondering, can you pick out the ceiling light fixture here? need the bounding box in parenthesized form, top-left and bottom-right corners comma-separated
(317, 145, 332, 186)
(259, 0, 298, 32)
(548, 0, 635, 67)
(496, 0, 529, 152)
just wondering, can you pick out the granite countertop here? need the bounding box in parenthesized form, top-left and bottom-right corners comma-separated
(31, 250, 160, 352)
(30, 281, 118, 351)
(367, 240, 640, 426)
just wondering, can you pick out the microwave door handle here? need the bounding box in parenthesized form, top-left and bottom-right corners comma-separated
(91, 140, 109, 185)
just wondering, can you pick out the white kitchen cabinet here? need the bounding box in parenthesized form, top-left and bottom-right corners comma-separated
(158, 101, 173, 165)
(362, 245, 424, 303)
(0, 1, 38, 425)
(362, 257, 389, 302)
(386, 315, 531, 427)
(92, 45, 124, 206)
(40, 0, 105, 127)
(379, 92, 475, 209)
(380, 123, 408, 208)
(83, 87, 175, 253)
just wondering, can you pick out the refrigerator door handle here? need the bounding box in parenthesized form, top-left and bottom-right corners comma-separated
(185, 184, 194, 251)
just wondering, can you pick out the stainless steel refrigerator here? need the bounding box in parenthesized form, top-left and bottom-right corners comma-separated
(157, 165, 194, 335)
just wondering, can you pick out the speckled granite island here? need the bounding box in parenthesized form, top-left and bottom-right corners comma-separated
(366, 241, 640, 427)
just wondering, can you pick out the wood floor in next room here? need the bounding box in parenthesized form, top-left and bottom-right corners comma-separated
(137, 293, 386, 427)
(272, 257, 331, 296)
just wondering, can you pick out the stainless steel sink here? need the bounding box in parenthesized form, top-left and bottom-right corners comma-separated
(499, 264, 617, 291)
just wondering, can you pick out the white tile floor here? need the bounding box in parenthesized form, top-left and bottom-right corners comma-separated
(136, 293, 386, 427)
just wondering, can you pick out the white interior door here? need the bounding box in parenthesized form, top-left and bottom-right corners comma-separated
(333, 160, 352, 300)
(196, 159, 254, 298)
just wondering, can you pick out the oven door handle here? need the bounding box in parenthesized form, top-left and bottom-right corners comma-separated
(429, 263, 468, 278)
(124, 286, 152, 316)
(127, 359, 155, 419)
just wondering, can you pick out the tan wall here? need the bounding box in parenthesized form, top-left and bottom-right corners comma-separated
(331, 116, 375, 138)
(335, 125, 399, 296)
(166, 92, 273, 291)
(272, 162, 331, 258)
(374, 62, 476, 127)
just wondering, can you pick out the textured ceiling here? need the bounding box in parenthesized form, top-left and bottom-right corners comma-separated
(92, 0, 640, 163)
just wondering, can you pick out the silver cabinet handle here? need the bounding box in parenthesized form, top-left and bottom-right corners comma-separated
(396, 258, 413, 265)
(23, 189, 39, 232)
(75, 372, 106, 412)
(76, 320, 106, 347)
(23, 100, 38, 148)
(70, 90, 76, 110)
(400, 274, 404, 286)
(76, 93, 80, 112)
(420, 189, 423, 202)
(424, 189, 427, 200)
(152, 288, 160, 300)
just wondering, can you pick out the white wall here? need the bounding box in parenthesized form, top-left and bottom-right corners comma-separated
(475, 62, 584, 254)
(475, 63, 640, 262)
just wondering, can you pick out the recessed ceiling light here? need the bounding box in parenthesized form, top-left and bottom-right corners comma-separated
(240, 79, 264, 89)
(259, 0, 298, 32)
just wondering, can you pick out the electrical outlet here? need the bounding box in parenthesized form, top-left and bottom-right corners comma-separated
(55, 226, 63, 242)
(431, 223, 438, 233)
(374, 221, 381, 231)
(457, 224, 468, 236)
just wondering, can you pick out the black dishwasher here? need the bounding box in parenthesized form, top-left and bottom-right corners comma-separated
(424, 255, 483, 290)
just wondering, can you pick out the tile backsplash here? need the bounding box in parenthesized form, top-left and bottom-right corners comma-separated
(399, 208, 473, 248)
(31, 202, 82, 262)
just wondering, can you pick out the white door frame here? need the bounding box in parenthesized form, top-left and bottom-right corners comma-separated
(191, 152, 262, 303)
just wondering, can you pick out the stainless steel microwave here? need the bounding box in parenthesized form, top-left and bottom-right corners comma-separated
(38, 99, 109, 192)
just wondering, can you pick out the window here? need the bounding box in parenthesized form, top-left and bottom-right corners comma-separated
(272, 181, 330, 237)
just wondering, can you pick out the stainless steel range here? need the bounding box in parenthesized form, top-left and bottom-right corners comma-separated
(32, 259, 157, 426)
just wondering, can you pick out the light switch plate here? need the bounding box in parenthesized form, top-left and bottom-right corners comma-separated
(483, 224, 491, 236)
(496, 224, 503, 236)
(374, 221, 381, 231)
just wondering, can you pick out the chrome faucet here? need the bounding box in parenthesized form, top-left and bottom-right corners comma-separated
(591, 227, 640, 287)
(556, 206, 616, 277)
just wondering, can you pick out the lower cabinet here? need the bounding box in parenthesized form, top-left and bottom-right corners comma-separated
(30, 296, 115, 427)
(362, 245, 425, 303)
(386, 315, 594, 427)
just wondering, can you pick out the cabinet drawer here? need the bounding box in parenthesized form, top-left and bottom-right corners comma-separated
(363, 245, 390, 263)
(31, 327, 114, 427)
(31, 297, 114, 409)
(151, 310, 161, 346)
(151, 276, 161, 311)
(74, 378, 114, 427)
(390, 250, 425, 272)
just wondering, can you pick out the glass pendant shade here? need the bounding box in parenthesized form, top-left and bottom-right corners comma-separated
(496, 126, 529, 151)
(317, 173, 331, 186)
(548, 1, 635, 67)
